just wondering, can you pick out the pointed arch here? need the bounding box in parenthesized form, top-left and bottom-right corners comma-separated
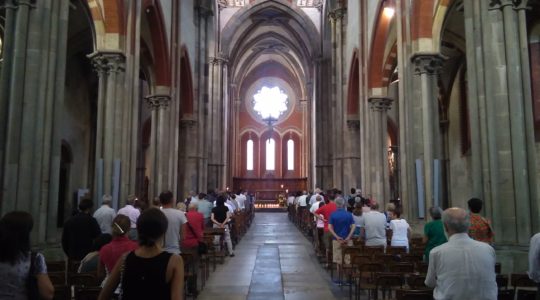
(368, 1, 396, 90)
(143, 0, 171, 86)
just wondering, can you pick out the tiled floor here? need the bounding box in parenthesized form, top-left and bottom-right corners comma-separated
(197, 212, 349, 300)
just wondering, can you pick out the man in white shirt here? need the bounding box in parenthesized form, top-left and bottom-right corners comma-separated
(160, 191, 188, 254)
(359, 204, 387, 247)
(93, 194, 116, 234)
(309, 188, 321, 206)
(236, 190, 246, 210)
(297, 191, 308, 208)
(117, 195, 140, 240)
(425, 207, 497, 300)
(528, 232, 540, 299)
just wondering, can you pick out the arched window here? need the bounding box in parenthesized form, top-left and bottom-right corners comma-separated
(246, 139, 254, 171)
(287, 139, 294, 170)
(266, 138, 275, 171)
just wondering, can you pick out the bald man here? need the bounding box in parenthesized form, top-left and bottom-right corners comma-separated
(425, 207, 497, 300)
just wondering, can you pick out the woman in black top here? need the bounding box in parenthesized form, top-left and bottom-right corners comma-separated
(211, 195, 234, 257)
(98, 208, 184, 300)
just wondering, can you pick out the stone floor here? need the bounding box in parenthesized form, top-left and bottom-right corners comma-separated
(198, 212, 350, 300)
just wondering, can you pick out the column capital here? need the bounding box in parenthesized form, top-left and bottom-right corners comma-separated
(411, 53, 446, 75)
(489, 0, 529, 9)
(145, 94, 171, 110)
(209, 53, 229, 65)
(328, 8, 347, 22)
(88, 51, 126, 74)
(368, 97, 393, 112)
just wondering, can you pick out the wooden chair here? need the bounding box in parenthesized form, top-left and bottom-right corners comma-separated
(496, 274, 509, 290)
(387, 246, 407, 256)
(373, 254, 398, 266)
(374, 272, 404, 300)
(364, 245, 385, 256)
(415, 262, 429, 274)
(407, 274, 427, 289)
(401, 254, 423, 263)
(74, 286, 102, 300)
(47, 261, 66, 273)
(495, 262, 502, 274)
(52, 285, 70, 300)
(497, 289, 514, 300)
(68, 273, 97, 288)
(48, 271, 66, 286)
(511, 273, 537, 300)
(516, 290, 537, 300)
(354, 263, 385, 300)
(387, 262, 415, 274)
(396, 289, 433, 300)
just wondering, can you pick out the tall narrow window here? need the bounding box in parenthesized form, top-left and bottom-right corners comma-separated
(246, 139, 254, 171)
(287, 139, 294, 170)
(266, 138, 275, 171)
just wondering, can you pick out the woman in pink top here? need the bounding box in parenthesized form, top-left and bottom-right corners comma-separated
(98, 215, 138, 281)
(181, 203, 205, 296)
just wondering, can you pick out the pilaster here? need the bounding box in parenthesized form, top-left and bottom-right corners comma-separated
(145, 94, 171, 197)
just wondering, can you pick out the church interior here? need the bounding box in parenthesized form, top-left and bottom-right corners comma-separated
(1, 0, 540, 299)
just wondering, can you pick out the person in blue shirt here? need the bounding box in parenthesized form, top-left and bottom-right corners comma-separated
(328, 197, 356, 284)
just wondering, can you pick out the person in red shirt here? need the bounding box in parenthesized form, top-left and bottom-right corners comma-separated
(98, 214, 138, 285)
(315, 195, 337, 257)
(181, 202, 205, 296)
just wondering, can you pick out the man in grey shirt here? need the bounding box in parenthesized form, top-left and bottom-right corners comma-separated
(93, 194, 116, 234)
(160, 191, 188, 254)
(359, 203, 387, 247)
(425, 207, 497, 300)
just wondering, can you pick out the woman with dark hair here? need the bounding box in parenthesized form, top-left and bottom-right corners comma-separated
(423, 207, 447, 262)
(98, 215, 137, 286)
(98, 208, 184, 300)
(211, 195, 234, 257)
(352, 202, 364, 239)
(0, 211, 54, 299)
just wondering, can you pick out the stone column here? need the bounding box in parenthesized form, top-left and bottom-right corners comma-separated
(179, 118, 197, 197)
(411, 53, 444, 214)
(145, 94, 171, 197)
(88, 51, 126, 205)
(328, 7, 346, 191)
(368, 97, 393, 207)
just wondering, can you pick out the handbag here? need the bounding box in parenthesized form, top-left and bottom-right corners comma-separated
(27, 251, 40, 300)
(187, 222, 208, 255)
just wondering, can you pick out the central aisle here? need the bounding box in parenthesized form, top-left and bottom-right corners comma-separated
(198, 212, 348, 300)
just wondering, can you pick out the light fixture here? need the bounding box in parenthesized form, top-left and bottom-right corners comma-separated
(383, 0, 395, 19)
(383, 6, 395, 18)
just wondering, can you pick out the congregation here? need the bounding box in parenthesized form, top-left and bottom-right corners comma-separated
(288, 188, 540, 300)
(0, 189, 255, 300)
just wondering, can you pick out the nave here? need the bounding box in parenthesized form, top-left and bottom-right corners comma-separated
(199, 212, 347, 300)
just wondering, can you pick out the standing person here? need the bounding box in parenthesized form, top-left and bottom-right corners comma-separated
(93, 194, 116, 234)
(197, 193, 214, 227)
(62, 198, 102, 260)
(118, 195, 141, 240)
(0, 211, 54, 300)
(98, 208, 184, 300)
(309, 188, 322, 206)
(160, 191, 188, 255)
(328, 197, 356, 283)
(315, 195, 338, 258)
(425, 207, 497, 300)
(352, 202, 364, 238)
(236, 190, 246, 211)
(182, 203, 205, 297)
(211, 195, 234, 257)
(98, 215, 138, 287)
(389, 207, 411, 251)
(347, 188, 357, 212)
(359, 203, 387, 247)
(423, 207, 448, 262)
(310, 195, 325, 255)
(467, 198, 494, 244)
(528, 232, 540, 300)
